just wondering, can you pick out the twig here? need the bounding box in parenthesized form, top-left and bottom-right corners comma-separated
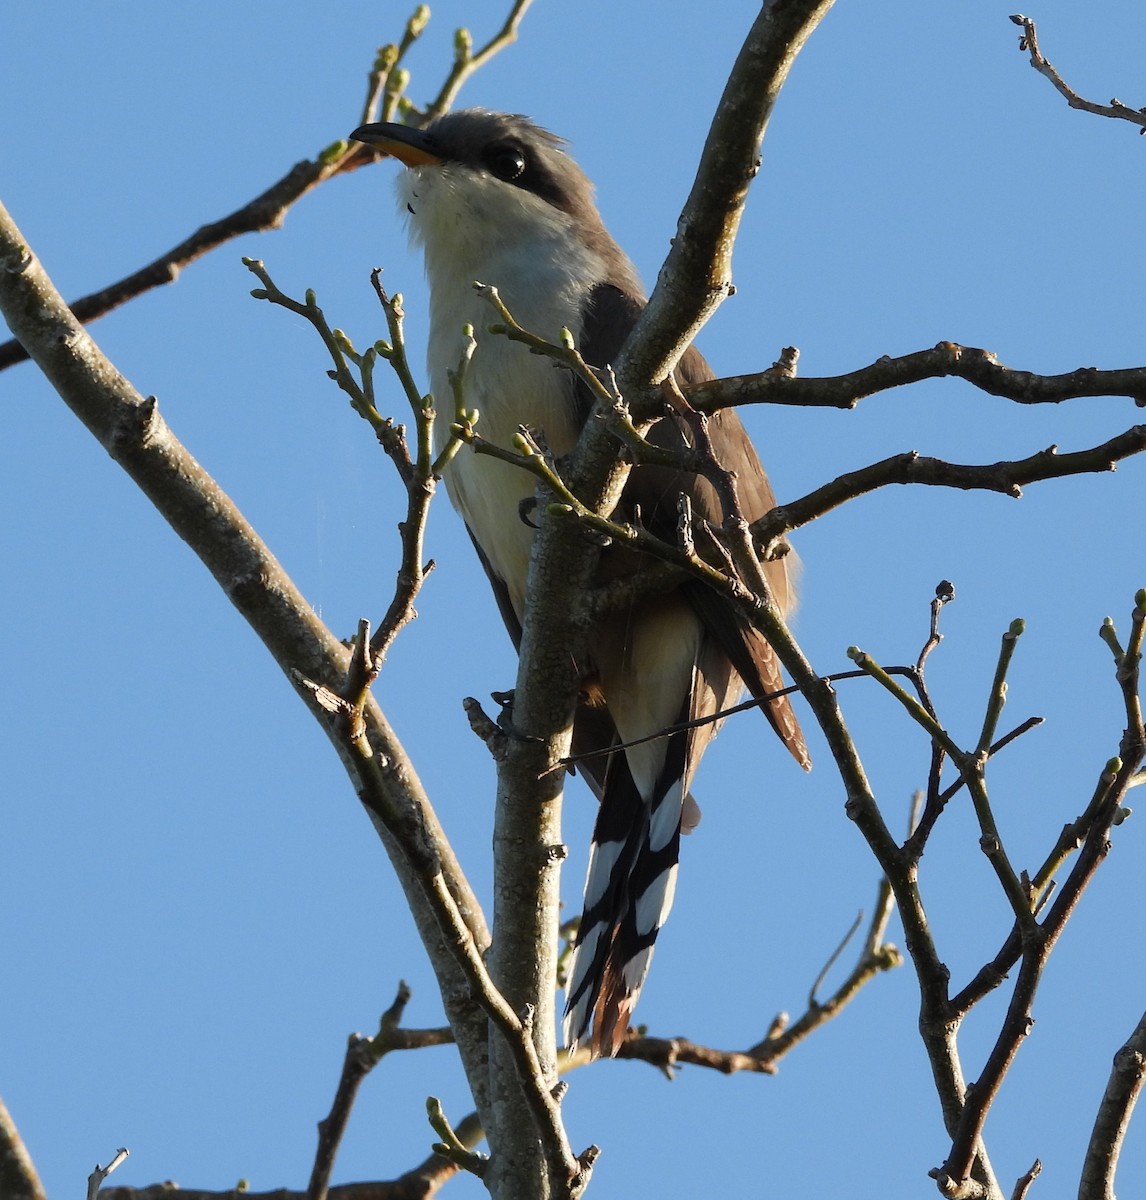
(1010, 1159, 1041, 1200)
(808, 910, 865, 1008)
(87, 1149, 130, 1200)
(938, 596, 1146, 1192)
(308, 983, 454, 1200)
(1010, 15, 1146, 134)
(612, 870, 901, 1078)
(917, 580, 956, 675)
(244, 262, 439, 687)
(426, 1098, 488, 1178)
(851, 631, 1038, 932)
(422, 1, 534, 120)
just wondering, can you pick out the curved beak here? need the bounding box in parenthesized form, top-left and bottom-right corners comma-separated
(349, 122, 444, 167)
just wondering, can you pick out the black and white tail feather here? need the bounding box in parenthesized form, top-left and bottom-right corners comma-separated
(563, 684, 693, 1057)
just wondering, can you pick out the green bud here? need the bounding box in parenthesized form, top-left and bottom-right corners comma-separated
(249, 288, 268, 300)
(559, 327, 575, 350)
(408, 6, 430, 37)
(388, 68, 410, 94)
(1136, 587, 1146, 612)
(374, 339, 394, 358)
(846, 646, 862, 661)
(454, 26, 473, 60)
(318, 139, 348, 165)
(374, 43, 399, 71)
(1008, 618, 1025, 637)
(305, 288, 317, 307)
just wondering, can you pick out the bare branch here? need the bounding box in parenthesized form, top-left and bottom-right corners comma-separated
(609, 877, 901, 1079)
(308, 983, 454, 1200)
(1010, 15, 1146, 134)
(1010, 1159, 1041, 1200)
(103, 1173, 483, 1200)
(422, 1, 535, 120)
(0, 197, 499, 1143)
(687, 341, 1146, 412)
(754, 428, 1146, 552)
(937, 597, 1146, 1194)
(87, 1149, 130, 1200)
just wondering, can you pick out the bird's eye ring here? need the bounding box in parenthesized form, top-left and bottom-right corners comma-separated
(485, 144, 527, 182)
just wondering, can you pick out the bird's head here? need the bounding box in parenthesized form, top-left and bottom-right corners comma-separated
(350, 109, 619, 275)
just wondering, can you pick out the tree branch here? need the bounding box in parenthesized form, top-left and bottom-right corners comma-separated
(935, 596, 1146, 1195)
(753, 428, 1146, 553)
(308, 983, 454, 1200)
(687, 341, 1146, 412)
(610, 877, 901, 1079)
(1010, 14, 1146, 134)
(1079, 1010, 1146, 1200)
(0, 197, 499, 1144)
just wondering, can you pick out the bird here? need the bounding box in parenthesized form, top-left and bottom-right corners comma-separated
(350, 109, 809, 1057)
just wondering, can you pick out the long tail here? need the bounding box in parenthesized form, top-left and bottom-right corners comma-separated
(563, 726, 688, 1057)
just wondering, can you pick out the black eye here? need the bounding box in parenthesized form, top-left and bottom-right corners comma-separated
(485, 143, 527, 182)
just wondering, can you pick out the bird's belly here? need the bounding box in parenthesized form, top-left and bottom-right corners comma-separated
(431, 339, 580, 619)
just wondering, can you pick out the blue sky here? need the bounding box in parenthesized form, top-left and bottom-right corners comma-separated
(3, 2, 1146, 1197)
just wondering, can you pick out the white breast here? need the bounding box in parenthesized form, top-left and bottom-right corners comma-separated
(399, 164, 609, 617)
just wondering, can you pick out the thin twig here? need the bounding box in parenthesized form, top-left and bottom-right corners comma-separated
(308, 983, 454, 1200)
(939, 596, 1146, 1191)
(611, 877, 901, 1079)
(87, 1149, 130, 1200)
(423, 1, 535, 120)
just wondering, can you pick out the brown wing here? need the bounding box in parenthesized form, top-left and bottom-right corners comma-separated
(579, 283, 809, 770)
